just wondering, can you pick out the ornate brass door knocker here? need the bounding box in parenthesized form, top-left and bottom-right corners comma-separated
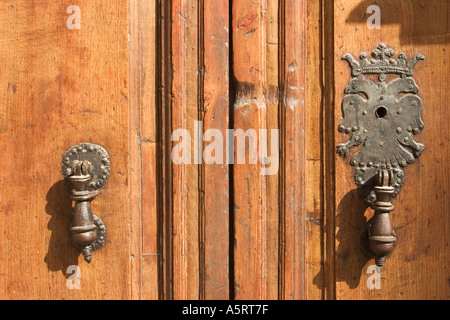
(62, 143, 110, 263)
(337, 43, 425, 269)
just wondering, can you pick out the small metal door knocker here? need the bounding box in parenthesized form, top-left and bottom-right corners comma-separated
(337, 43, 425, 269)
(62, 143, 110, 263)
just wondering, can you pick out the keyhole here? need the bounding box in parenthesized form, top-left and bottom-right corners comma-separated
(376, 106, 388, 118)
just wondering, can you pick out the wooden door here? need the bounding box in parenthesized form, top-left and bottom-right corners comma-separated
(0, 1, 138, 299)
(327, 0, 450, 300)
(0, 0, 448, 300)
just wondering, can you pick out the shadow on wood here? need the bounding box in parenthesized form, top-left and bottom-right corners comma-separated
(44, 180, 79, 278)
(312, 188, 372, 292)
(346, 0, 450, 45)
(335, 189, 371, 289)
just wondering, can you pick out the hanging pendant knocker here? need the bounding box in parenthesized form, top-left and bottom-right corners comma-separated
(337, 43, 425, 269)
(62, 143, 110, 263)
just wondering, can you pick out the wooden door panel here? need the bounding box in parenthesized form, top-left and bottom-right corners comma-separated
(331, 0, 450, 299)
(0, 1, 134, 299)
(156, 0, 310, 300)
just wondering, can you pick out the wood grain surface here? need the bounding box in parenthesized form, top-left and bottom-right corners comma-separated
(0, 0, 132, 299)
(0, 0, 447, 300)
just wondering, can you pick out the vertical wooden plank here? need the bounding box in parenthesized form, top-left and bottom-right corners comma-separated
(232, 0, 276, 300)
(202, 0, 230, 300)
(134, 0, 159, 300)
(171, 0, 200, 300)
(128, 0, 143, 300)
(129, 0, 159, 300)
(333, 0, 450, 300)
(279, 0, 307, 300)
(305, 0, 324, 300)
(265, 0, 281, 300)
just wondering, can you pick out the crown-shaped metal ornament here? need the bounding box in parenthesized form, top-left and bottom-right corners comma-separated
(337, 43, 425, 269)
(342, 42, 425, 81)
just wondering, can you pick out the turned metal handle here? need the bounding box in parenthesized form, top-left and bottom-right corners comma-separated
(62, 143, 110, 263)
(362, 169, 397, 268)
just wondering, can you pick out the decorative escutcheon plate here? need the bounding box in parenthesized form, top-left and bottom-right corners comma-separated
(62, 142, 111, 191)
(337, 43, 425, 197)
